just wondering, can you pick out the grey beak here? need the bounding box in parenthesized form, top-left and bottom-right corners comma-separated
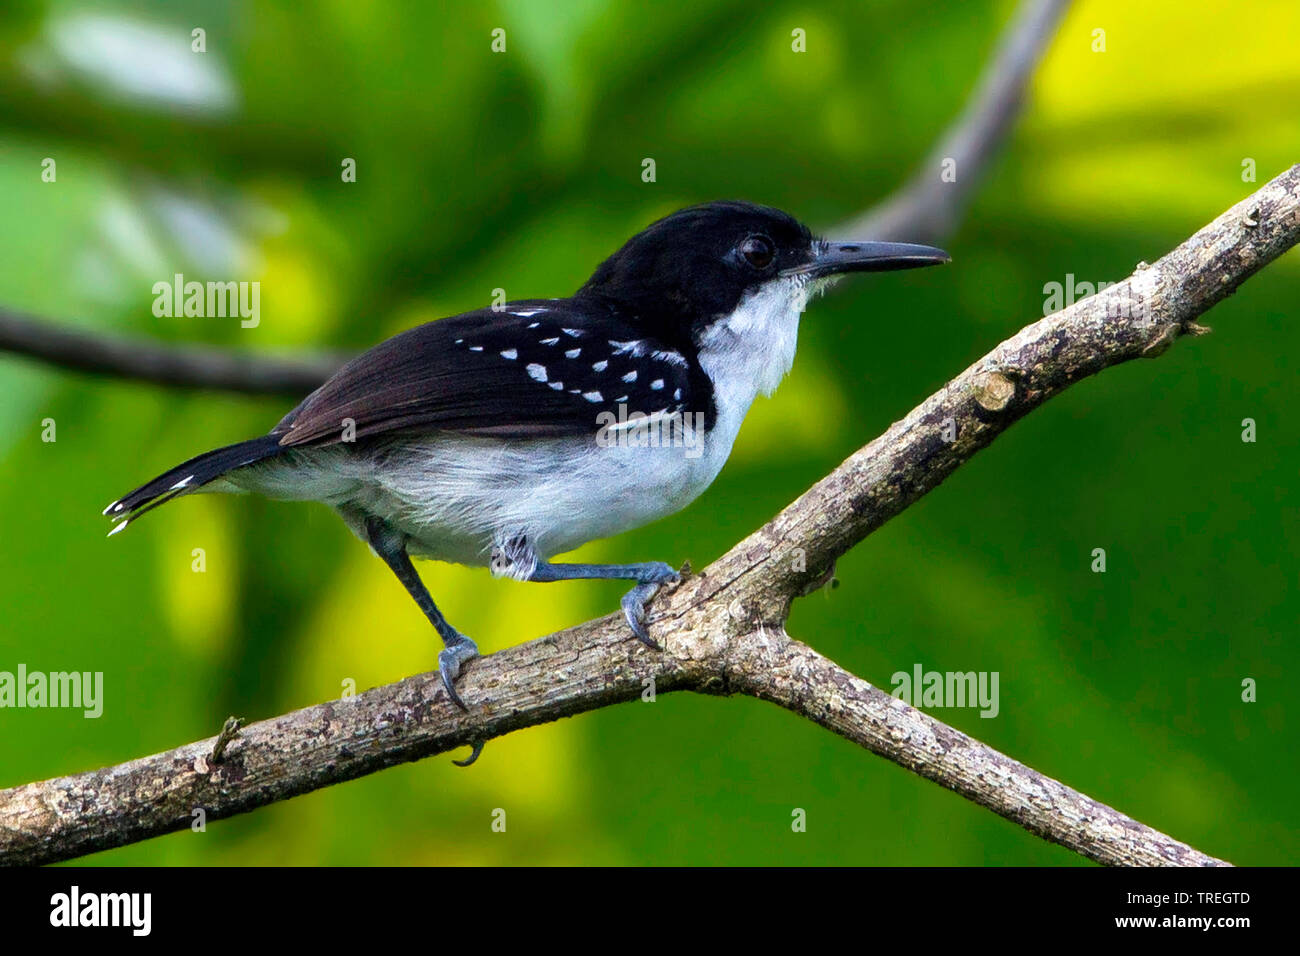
(784, 240, 951, 279)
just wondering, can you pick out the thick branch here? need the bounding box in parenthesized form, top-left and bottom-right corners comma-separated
(4, 164, 1295, 867)
(0, 0, 1066, 394)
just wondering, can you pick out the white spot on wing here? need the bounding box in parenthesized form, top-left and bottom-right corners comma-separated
(583, 391, 603, 402)
(565, 348, 581, 359)
(622, 371, 637, 382)
(526, 363, 548, 382)
(469, 345, 483, 352)
(549, 381, 564, 390)
(514, 309, 545, 318)
(562, 328, 583, 337)
(540, 337, 559, 346)
(591, 360, 608, 372)
(652, 350, 687, 368)
(650, 379, 664, 390)
(500, 349, 518, 360)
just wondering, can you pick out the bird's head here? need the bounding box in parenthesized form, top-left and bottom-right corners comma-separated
(578, 200, 950, 351)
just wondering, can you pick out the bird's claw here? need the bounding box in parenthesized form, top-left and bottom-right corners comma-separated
(438, 635, 480, 711)
(621, 586, 658, 648)
(620, 566, 681, 649)
(452, 739, 485, 768)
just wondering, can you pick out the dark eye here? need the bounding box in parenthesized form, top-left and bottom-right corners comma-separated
(739, 235, 775, 270)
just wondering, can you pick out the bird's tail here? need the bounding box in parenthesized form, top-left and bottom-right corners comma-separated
(103, 434, 285, 535)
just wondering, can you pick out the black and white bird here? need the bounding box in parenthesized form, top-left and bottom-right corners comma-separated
(105, 201, 948, 714)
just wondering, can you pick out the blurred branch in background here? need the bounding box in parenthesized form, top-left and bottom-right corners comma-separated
(836, 0, 1069, 242)
(0, 0, 1068, 394)
(4, 163, 1298, 867)
(0, 306, 341, 395)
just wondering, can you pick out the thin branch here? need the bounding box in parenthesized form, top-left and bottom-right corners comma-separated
(0, 0, 1067, 394)
(728, 637, 1221, 867)
(836, 0, 1070, 243)
(0, 308, 342, 396)
(4, 163, 1296, 867)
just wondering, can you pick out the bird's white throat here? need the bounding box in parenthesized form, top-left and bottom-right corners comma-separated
(696, 275, 820, 414)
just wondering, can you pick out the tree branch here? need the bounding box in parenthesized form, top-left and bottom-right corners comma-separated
(0, 308, 342, 396)
(4, 163, 1296, 867)
(835, 0, 1070, 243)
(0, 0, 1067, 394)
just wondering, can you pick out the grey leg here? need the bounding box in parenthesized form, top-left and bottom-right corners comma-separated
(364, 516, 479, 711)
(528, 559, 681, 647)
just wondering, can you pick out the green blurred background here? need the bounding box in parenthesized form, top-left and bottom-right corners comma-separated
(0, 0, 1295, 865)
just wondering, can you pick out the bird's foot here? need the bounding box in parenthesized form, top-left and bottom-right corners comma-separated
(620, 563, 682, 649)
(438, 632, 480, 711)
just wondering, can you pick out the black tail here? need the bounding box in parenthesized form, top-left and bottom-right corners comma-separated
(104, 434, 284, 534)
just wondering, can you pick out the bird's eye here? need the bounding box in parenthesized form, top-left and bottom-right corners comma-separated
(738, 235, 775, 270)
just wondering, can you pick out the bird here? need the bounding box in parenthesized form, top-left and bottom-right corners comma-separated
(104, 200, 949, 720)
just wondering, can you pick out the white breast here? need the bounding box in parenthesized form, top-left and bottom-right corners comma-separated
(695, 275, 813, 450)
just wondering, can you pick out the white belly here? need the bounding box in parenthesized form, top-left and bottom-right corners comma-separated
(229, 424, 738, 567)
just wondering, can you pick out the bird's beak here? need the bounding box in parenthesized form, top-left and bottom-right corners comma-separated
(783, 240, 951, 279)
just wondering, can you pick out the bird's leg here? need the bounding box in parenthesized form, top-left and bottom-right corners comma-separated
(365, 516, 478, 710)
(525, 557, 681, 648)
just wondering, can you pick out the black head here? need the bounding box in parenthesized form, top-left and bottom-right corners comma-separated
(578, 200, 948, 346)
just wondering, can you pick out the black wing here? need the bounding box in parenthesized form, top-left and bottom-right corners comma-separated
(272, 300, 706, 447)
